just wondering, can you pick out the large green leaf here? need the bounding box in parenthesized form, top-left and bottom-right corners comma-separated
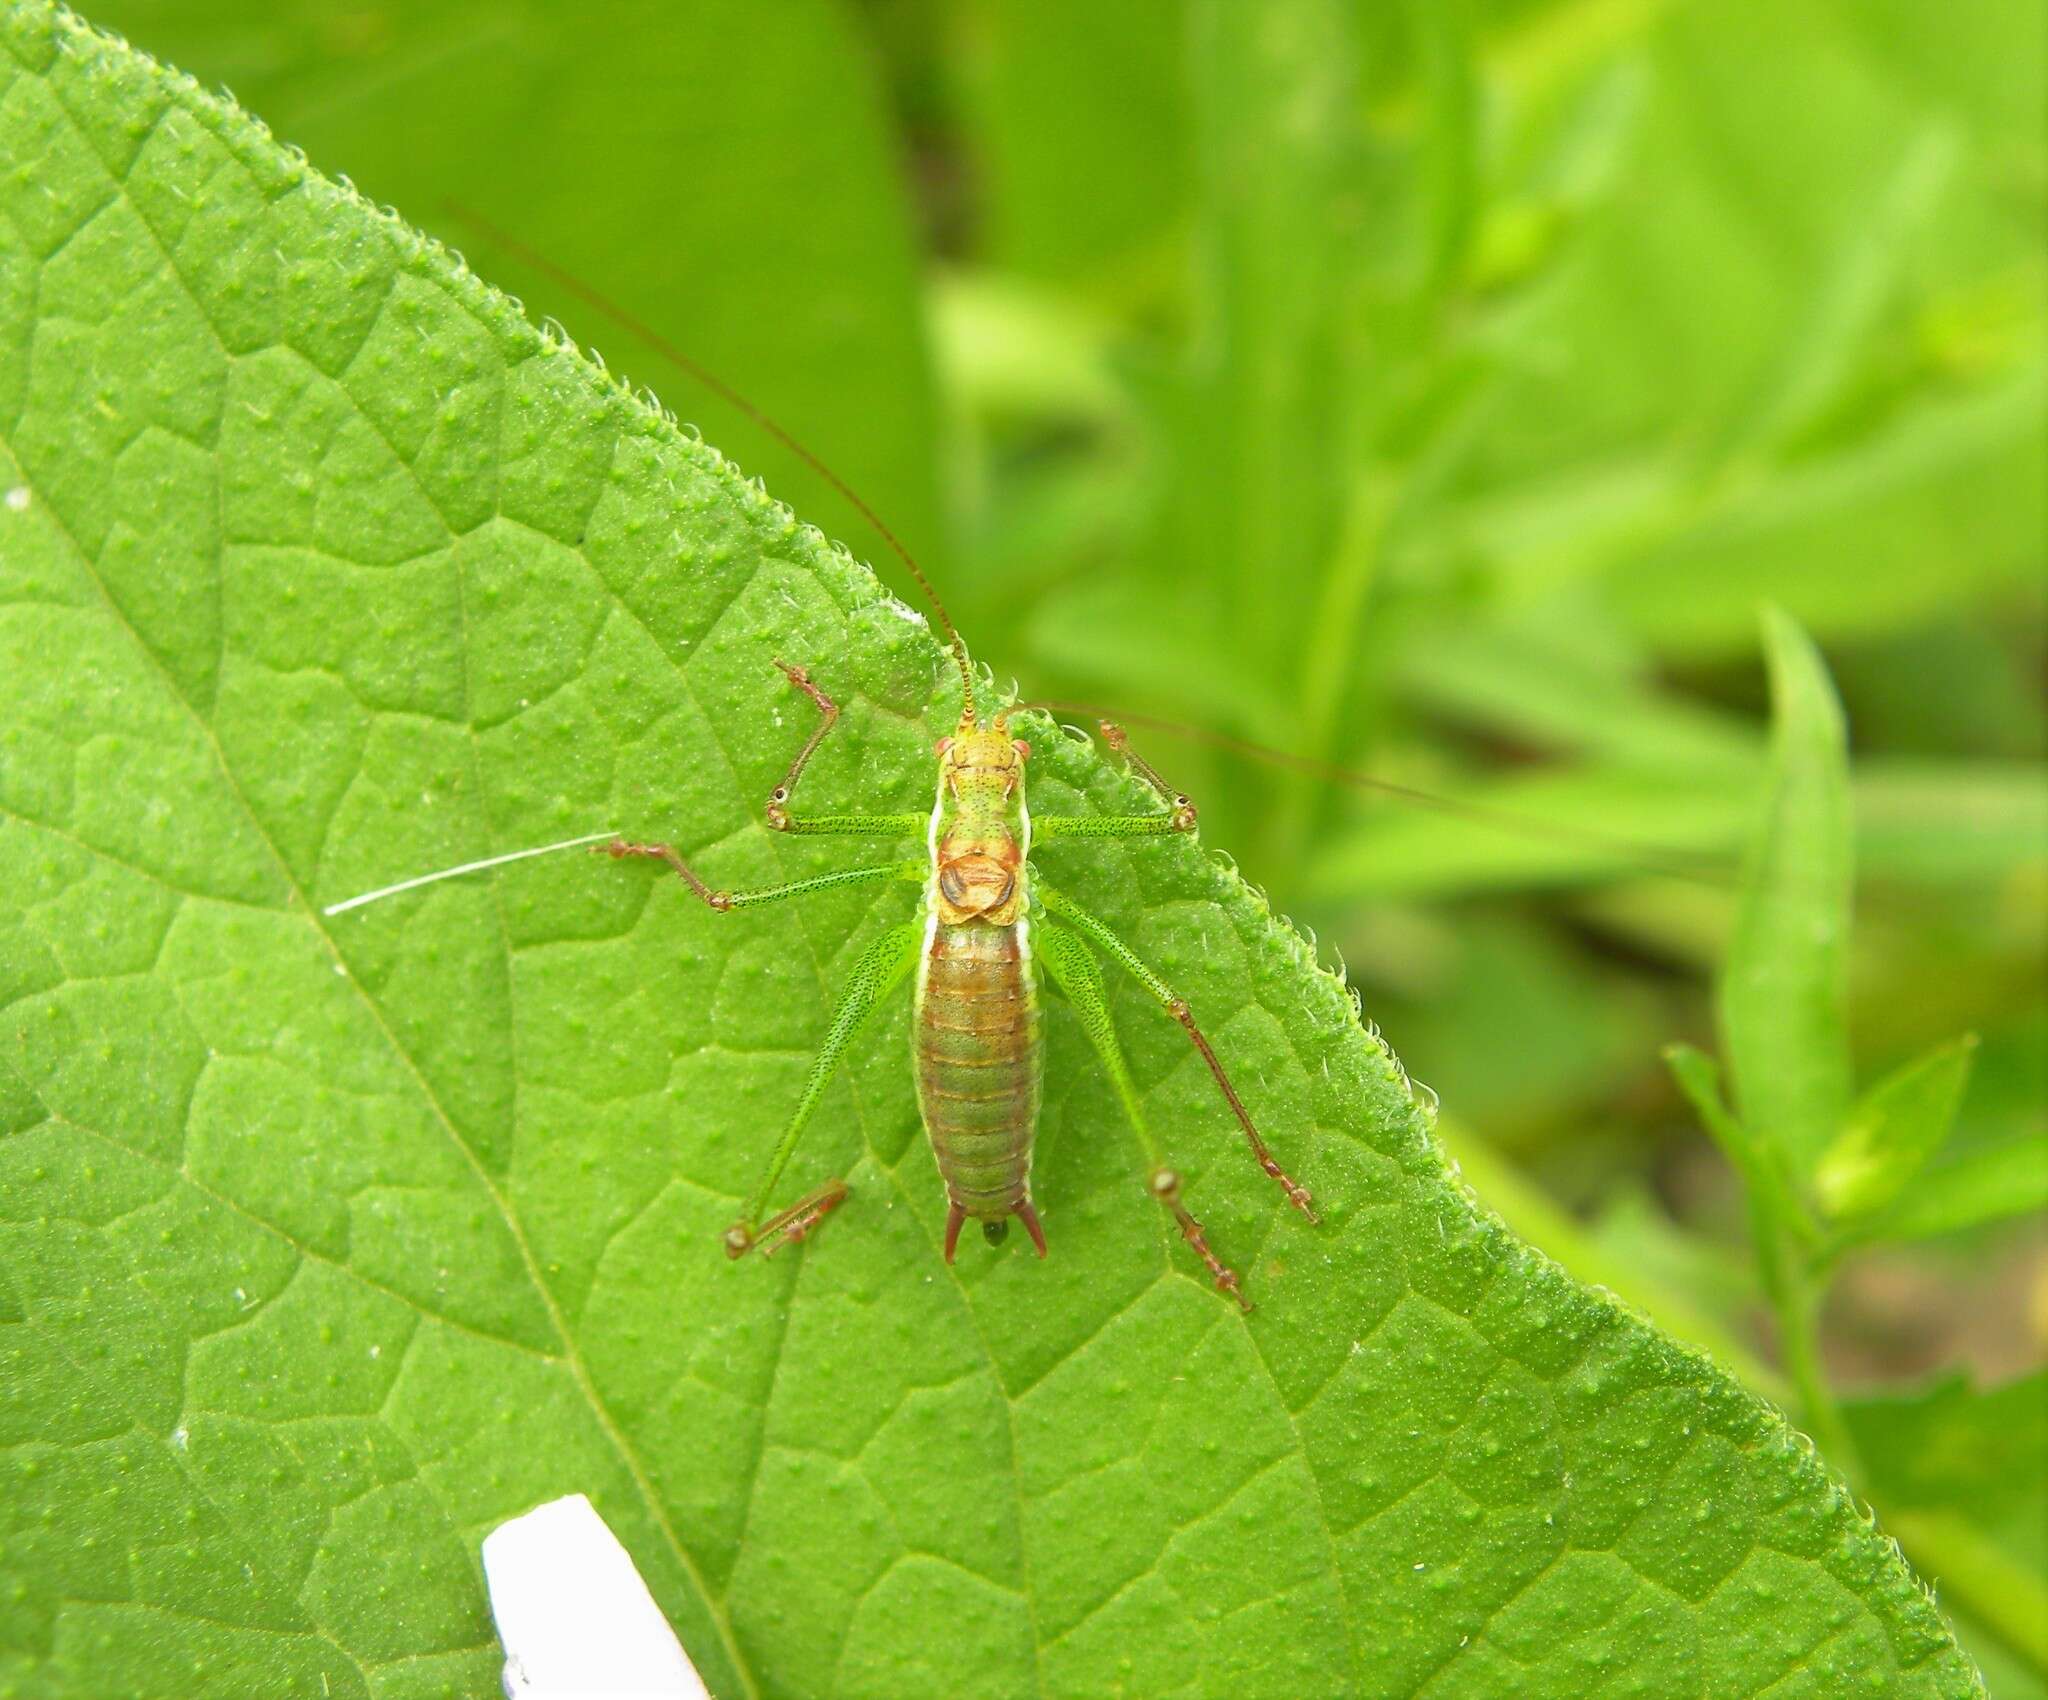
(0, 10, 1987, 1697)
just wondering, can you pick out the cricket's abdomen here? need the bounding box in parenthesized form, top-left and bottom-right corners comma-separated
(915, 918, 1043, 1222)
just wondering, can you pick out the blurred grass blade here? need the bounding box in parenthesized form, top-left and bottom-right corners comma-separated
(1407, 0, 1480, 302)
(1719, 123, 1958, 464)
(1815, 1033, 1979, 1222)
(1719, 607, 1854, 1180)
(1181, 0, 1353, 677)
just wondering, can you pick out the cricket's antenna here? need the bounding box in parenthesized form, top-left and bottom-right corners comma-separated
(442, 201, 978, 722)
(1018, 701, 1736, 890)
(322, 829, 620, 915)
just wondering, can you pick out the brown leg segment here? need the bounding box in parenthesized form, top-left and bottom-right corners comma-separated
(599, 838, 732, 909)
(1151, 1169, 1250, 1313)
(727, 1179, 851, 1260)
(766, 659, 839, 828)
(1169, 1000, 1319, 1224)
(1099, 721, 1198, 832)
(599, 843, 914, 914)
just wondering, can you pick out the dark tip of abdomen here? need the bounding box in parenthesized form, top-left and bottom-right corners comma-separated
(982, 1218, 1010, 1246)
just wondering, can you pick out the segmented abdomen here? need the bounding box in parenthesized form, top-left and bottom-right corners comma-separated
(914, 919, 1042, 1219)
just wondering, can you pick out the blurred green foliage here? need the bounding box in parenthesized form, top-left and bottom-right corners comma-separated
(94, 0, 2044, 1682)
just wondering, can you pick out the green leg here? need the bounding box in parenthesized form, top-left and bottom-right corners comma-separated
(761, 659, 926, 838)
(601, 841, 922, 909)
(772, 813, 929, 838)
(725, 919, 924, 1258)
(1029, 718, 1199, 839)
(1033, 813, 1192, 842)
(1034, 921, 1252, 1312)
(1034, 877, 1317, 1223)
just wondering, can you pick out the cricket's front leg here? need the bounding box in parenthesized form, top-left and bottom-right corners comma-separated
(1031, 719, 1199, 842)
(1028, 717, 1199, 842)
(759, 661, 928, 840)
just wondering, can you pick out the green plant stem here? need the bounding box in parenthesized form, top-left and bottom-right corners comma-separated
(1750, 1201, 1865, 1481)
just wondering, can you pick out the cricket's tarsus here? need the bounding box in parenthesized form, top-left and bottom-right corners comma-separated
(1100, 720, 1198, 832)
(766, 658, 837, 827)
(1151, 1168, 1251, 1314)
(734, 1179, 850, 1259)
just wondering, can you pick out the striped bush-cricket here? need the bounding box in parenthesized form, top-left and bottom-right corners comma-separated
(327, 209, 1709, 1310)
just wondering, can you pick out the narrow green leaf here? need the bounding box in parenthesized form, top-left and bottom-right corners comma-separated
(1304, 753, 2048, 903)
(1406, 0, 1481, 302)
(1719, 607, 1855, 1180)
(1664, 1044, 1754, 1173)
(1815, 1034, 1979, 1222)
(0, 9, 1989, 1697)
(1663, 1042, 1804, 1237)
(1856, 1138, 2048, 1245)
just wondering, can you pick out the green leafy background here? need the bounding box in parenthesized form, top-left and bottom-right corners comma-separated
(2, 2, 2038, 1698)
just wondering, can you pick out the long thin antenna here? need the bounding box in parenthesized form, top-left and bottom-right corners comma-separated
(443, 200, 978, 723)
(1021, 701, 1735, 890)
(323, 829, 620, 915)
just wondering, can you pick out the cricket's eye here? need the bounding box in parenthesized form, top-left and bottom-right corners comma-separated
(1012, 739, 1031, 761)
(934, 736, 953, 757)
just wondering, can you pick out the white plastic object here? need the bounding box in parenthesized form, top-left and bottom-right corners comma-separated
(482, 1493, 709, 1699)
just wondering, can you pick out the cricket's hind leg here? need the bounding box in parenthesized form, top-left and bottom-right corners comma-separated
(1034, 877, 1315, 1224)
(718, 920, 922, 1260)
(739, 1180, 851, 1258)
(1033, 920, 1251, 1312)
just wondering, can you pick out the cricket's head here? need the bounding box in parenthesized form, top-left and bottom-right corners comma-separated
(935, 715, 1030, 806)
(931, 715, 1030, 923)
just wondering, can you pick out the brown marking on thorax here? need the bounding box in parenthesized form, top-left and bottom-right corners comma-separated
(935, 832, 1022, 924)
